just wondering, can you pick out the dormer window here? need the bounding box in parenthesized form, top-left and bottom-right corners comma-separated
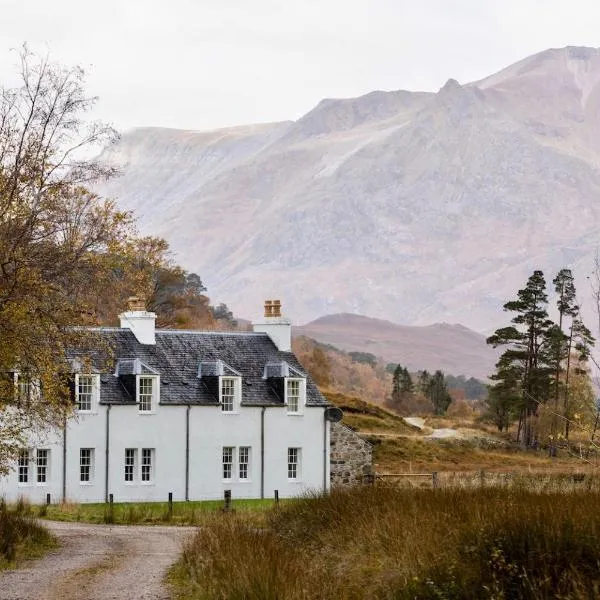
(76, 374, 99, 413)
(198, 360, 242, 412)
(264, 362, 306, 413)
(137, 376, 158, 413)
(286, 378, 305, 414)
(114, 359, 160, 412)
(221, 377, 236, 412)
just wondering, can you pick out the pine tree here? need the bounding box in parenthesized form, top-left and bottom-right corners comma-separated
(426, 370, 452, 415)
(487, 270, 554, 446)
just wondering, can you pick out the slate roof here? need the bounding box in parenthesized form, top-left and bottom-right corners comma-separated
(73, 328, 328, 408)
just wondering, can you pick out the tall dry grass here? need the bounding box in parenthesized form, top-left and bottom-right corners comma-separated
(171, 487, 600, 600)
(0, 499, 56, 569)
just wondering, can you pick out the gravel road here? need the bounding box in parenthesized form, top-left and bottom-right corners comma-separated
(0, 520, 196, 600)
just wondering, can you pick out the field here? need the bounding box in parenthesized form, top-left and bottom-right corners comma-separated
(169, 486, 600, 600)
(327, 391, 600, 476)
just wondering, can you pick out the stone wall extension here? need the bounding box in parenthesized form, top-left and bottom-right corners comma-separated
(330, 422, 373, 486)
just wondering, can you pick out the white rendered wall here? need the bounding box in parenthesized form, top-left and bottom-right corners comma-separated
(263, 407, 328, 499)
(0, 403, 329, 503)
(0, 427, 63, 504)
(188, 406, 262, 501)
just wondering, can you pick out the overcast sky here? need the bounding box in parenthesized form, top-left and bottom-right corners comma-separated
(1, 0, 599, 132)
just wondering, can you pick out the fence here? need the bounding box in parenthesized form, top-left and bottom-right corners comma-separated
(368, 470, 600, 492)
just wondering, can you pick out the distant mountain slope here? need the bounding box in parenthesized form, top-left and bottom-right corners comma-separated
(98, 46, 600, 332)
(294, 314, 498, 380)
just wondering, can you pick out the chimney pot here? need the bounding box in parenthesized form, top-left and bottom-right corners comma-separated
(272, 300, 281, 317)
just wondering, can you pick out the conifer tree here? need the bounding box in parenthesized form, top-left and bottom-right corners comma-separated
(487, 270, 553, 446)
(426, 370, 452, 415)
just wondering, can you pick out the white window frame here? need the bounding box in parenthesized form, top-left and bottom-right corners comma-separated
(238, 446, 251, 481)
(140, 448, 154, 483)
(137, 376, 159, 413)
(79, 448, 94, 484)
(18, 449, 30, 485)
(220, 376, 241, 413)
(222, 446, 234, 480)
(75, 374, 99, 413)
(287, 447, 301, 481)
(285, 378, 305, 415)
(36, 449, 49, 485)
(124, 448, 137, 483)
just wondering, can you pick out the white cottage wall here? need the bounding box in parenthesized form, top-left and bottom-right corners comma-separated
(263, 407, 329, 498)
(188, 406, 262, 501)
(0, 428, 63, 504)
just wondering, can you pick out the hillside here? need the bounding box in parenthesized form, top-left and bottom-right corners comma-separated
(295, 313, 498, 379)
(98, 46, 600, 332)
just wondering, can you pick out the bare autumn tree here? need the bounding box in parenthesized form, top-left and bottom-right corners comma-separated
(0, 46, 137, 473)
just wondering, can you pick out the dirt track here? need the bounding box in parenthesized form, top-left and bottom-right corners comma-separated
(0, 520, 196, 600)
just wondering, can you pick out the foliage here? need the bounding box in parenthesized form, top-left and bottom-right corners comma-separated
(0, 46, 141, 473)
(445, 374, 487, 399)
(348, 351, 377, 367)
(170, 487, 600, 600)
(486, 269, 595, 445)
(292, 337, 391, 403)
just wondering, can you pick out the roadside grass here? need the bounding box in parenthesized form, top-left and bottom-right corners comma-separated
(169, 486, 600, 600)
(0, 499, 57, 570)
(40, 498, 280, 526)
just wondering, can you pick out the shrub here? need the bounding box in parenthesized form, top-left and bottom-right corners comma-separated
(0, 499, 55, 568)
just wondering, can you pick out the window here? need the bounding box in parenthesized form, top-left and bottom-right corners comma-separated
(286, 379, 302, 414)
(18, 449, 29, 484)
(288, 447, 300, 480)
(18, 378, 31, 403)
(239, 447, 250, 480)
(36, 449, 49, 484)
(124, 448, 137, 482)
(141, 448, 153, 482)
(76, 375, 96, 412)
(138, 377, 155, 412)
(222, 446, 234, 480)
(221, 378, 236, 412)
(15, 374, 38, 404)
(80, 448, 94, 483)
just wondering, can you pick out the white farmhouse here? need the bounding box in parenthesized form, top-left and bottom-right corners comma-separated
(0, 300, 334, 503)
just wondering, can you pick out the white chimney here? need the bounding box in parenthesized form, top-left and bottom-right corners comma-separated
(119, 297, 156, 345)
(253, 299, 291, 351)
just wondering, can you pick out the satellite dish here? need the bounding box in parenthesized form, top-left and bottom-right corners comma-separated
(324, 406, 343, 423)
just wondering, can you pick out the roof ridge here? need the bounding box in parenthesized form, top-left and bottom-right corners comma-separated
(73, 327, 268, 337)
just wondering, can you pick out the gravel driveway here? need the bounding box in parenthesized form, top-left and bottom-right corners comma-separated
(0, 520, 196, 600)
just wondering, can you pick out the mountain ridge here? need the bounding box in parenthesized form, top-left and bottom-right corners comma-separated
(294, 313, 498, 380)
(98, 45, 600, 332)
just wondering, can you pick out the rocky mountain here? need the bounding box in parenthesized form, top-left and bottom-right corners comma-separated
(98, 46, 600, 332)
(294, 314, 498, 380)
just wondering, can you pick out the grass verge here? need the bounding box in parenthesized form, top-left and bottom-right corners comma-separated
(169, 486, 600, 600)
(0, 499, 57, 570)
(40, 498, 279, 526)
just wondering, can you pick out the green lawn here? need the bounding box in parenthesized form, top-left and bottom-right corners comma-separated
(40, 497, 283, 526)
